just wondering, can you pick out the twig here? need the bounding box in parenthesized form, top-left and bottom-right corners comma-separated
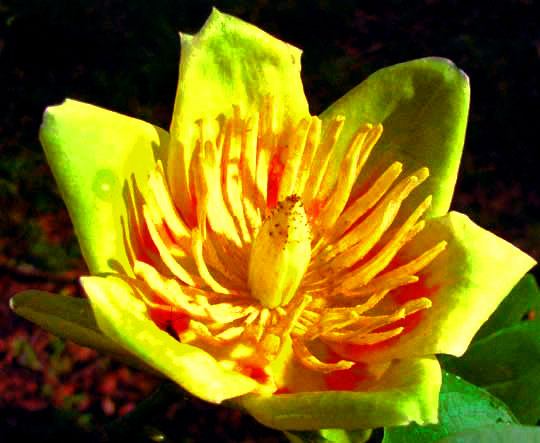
(0, 259, 80, 283)
(103, 381, 185, 441)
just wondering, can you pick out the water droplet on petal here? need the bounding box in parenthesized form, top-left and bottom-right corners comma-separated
(92, 169, 119, 201)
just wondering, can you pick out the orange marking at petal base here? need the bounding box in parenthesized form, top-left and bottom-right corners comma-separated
(186, 183, 198, 228)
(394, 277, 439, 304)
(239, 365, 271, 385)
(307, 198, 325, 221)
(169, 316, 191, 336)
(333, 278, 436, 361)
(324, 362, 371, 391)
(148, 306, 191, 336)
(336, 311, 424, 361)
(267, 151, 285, 209)
(275, 387, 291, 394)
(148, 305, 172, 328)
(138, 222, 159, 259)
(323, 350, 372, 390)
(377, 253, 440, 304)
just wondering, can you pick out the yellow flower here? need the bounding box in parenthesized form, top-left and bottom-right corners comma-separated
(12, 9, 535, 431)
(131, 94, 444, 379)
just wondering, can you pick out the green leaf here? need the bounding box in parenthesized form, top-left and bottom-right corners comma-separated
(441, 321, 540, 424)
(383, 372, 518, 443)
(487, 369, 540, 425)
(441, 321, 540, 386)
(11, 335, 42, 370)
(320, 57, 470, 219)
(474, 273, 540, 341)
(438, 425, 540, 443)
(9, 291, 155, 373)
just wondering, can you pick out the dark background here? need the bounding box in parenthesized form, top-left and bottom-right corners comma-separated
(1, 0, 539, 441)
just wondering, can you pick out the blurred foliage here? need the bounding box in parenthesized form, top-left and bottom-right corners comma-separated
(440, 274, 540, 425)
(383, 372, 520, 443)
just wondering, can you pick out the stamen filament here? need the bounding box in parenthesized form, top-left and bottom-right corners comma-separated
(340, 195, 432, 290)
(294, 116, 322, 196)
(292, 337, 354, 373)
(134, 261, 206, 319)
(346, 241, 447, 297)
(327, 327, 404, 345)
(148, 161, 191, 248)
(302, 115, 345, 211)
(324, 167, 430, 262)
(241, 112, 262, 237)
(315, 124, 373, 232)
(278, 117, 311, 201)
(323, 161, 403, 247)
(274, 294, 313, 337)
(142, 205, 200, 286)
(223, 109, 251, 245)
(192, 228, 232, 294)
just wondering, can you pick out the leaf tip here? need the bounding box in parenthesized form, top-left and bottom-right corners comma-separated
(8, 293, 20, 313)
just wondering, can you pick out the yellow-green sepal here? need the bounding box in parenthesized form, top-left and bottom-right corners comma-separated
(320, 57, 470, 219)
(81, 275, 258, 403)
(355, 212, 536, 364)
(237, 357, 441, 430)
(9, 290, 155, 373)
(39, 99, 169, 275)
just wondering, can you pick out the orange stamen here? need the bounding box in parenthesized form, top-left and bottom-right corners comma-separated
(129, 100, 447, 390)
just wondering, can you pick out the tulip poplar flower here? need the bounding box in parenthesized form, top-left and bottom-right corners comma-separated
(12, 9, 535, 431)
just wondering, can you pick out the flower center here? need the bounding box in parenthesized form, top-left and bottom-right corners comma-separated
(248, 195, 311, 308)
(128, 98, 448, 388)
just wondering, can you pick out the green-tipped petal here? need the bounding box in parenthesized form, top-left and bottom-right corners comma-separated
(238, 357, 441, 430)
(168, 8, 309, 210)
(9, 291, 155, 373)
(81, 275, 257, 403)
(171, 8, 308, 138)
(40, 99, 169, 275)
(350, 212, 536, 364)
(171, 9, 308, 130)
(320, 57, 470, 218)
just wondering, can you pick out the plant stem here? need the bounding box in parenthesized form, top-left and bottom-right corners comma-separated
(103, 381, 184, 441)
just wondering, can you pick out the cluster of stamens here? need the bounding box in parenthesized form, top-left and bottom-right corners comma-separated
(126, 97, 446, 388)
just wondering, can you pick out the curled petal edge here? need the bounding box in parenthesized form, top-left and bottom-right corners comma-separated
(236, 356, 441, 430)
(81, 275, 257, 404)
